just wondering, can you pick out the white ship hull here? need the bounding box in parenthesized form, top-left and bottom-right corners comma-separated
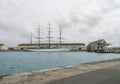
(26, 48, 71, 52)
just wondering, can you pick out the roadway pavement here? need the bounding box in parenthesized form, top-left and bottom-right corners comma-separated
(46, 64, 120, 84)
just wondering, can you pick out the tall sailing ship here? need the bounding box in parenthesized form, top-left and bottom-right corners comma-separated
(27, 23, 71, 52)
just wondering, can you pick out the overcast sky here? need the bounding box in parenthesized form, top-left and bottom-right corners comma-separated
(0, 0, 120, 47)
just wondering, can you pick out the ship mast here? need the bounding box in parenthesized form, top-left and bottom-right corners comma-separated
(48, 22, 51, 48)
(59, 26, 62, 48)
(30, 32, 33, 48)
(37, 25, 41, 48)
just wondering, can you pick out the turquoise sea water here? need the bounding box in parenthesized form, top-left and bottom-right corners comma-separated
(0, 52, 120, 76)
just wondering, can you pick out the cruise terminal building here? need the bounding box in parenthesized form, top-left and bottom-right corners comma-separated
(17, 43, 86, 51)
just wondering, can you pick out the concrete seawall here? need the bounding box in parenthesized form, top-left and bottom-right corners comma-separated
(0, 59, 120, 84)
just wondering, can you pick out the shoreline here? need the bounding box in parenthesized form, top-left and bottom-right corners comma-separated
(0, 58, 119, 77)
(1, 58, 120, 84)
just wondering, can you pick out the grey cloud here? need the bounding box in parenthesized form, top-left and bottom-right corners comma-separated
(70, 14, 102, 28)
(0, 0, 120, 46)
